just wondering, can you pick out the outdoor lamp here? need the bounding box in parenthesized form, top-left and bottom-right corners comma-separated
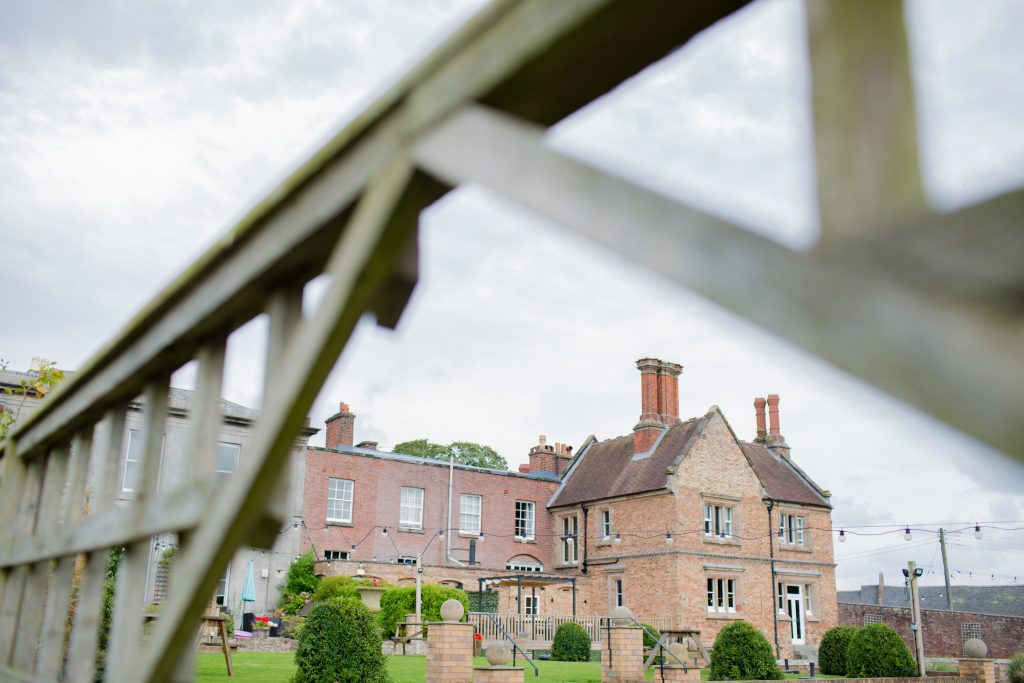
(665, 532, 673, 545)
(904, 527, 912, 541)
(974, 524, 983, 540)
(614, 533, 621, 544)
(914, 567, 923, 578)
(381, 526, 388, 537)
(438, 528, 445, 538)
(838, 529, 846, 543)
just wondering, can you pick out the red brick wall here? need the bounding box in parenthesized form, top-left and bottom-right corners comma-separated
(839, 602, 1024, 659)
(303, 447, 558, 571)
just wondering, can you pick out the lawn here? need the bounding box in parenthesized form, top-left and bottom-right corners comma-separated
(196, 652, 617, 682)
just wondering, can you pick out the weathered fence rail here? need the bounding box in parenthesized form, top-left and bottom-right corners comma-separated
(1, 0, 1020, 680)
(469, 613, 672, 648)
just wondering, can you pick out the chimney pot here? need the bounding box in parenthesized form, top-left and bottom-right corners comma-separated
(754, 397, 767, 439)
(325, 402, 356, 448)
(767, 394, 781, 435)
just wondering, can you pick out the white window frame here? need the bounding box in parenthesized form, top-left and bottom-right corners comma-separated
(396, 556, 417, 566)
(460, 494, 482, 534)
(703, 504, 734, 538)
(216, 441, 240, 474)
(706, 577, 737, 613)
(524, 595, 539, 616)
(122, 429, 142, 492)
(614, 579, 624, 608)
(804, 583, 814, 615)
(323, 550, 350, 561)
(560, 515, 579, 565)
(778, 512, 806, 546)
(506, 561, 544, 573)
(216, 562, 230, 606)
(514, 500, 535, 540)
(400, 487, 424, 530)
(327, 478, 354, 523)
(601, 509, 612, 540)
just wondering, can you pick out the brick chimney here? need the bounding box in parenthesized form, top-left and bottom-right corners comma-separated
(634, 358, 683, 453)
(765, 394, 791, 458)
(528, 435, 573, 477)
(754, 397, 767, 442)
(325, 402, 355, 449)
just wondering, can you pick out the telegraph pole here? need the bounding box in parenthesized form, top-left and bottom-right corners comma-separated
(939, 528, 953, 609)
(907, 561, 926, 677)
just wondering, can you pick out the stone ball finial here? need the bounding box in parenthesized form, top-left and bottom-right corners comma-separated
(486, 640, 513, 666)
(439, 598, 465, 622)
(609, 605, 634, 626)
(963, 638, 987, 658)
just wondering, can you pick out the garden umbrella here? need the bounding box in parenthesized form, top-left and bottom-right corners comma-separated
(241, 559, 257, 605)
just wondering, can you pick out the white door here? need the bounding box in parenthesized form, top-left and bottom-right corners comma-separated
(787, 585, 804, 644)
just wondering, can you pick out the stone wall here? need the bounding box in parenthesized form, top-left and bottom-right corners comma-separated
(839, 602, 1024, 659)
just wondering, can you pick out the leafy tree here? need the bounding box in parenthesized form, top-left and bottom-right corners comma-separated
(708, 621, 782, 681)
(0, 358, 65, 442)
(283, 550, 320, 596)
(392, 439, 508, 470)
(378, 584, 468, 638)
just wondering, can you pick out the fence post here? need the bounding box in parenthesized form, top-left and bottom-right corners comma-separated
(427, 599, 474, 683)
(601, 607, 643, 682)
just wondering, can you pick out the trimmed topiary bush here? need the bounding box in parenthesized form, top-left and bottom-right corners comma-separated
(377, 584, 469, 638)
(293, 597, 390, 683)
(551, 621, 591, 662)
(818, 625, 859, 675)
(640, 623, 661, 651)
(708, 621, 782, 681)
(1006, 652, 1023, 683)
(846, 623, 916, 678)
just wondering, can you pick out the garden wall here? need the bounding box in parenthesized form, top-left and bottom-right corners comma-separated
(839, 602, 1024, 659)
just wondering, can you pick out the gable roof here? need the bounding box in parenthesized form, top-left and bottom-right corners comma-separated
(549, 407, 831, 510)
(740, 442, 831, 508)
(549, 417, 703, 507)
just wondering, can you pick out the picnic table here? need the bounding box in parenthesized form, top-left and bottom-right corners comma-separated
(143, 612, 234, 677)
(644, 627, 710, 670)
(389, 619, 425, 655)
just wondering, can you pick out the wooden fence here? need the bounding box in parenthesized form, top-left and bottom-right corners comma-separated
(1, 0, 1019, 680)
(469, 613, 672, 648)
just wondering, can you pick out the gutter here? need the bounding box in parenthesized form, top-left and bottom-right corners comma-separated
(767, 499, 780, 657)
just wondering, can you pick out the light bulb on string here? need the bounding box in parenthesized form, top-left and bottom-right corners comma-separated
(974, 524, 983, 540)
(666, 532, 673, 545)
(438, 528, 445, 538)
(381, 526, 388, 537)
(614, 533, 622, 545)
(904, 527, 912, 542)
(838, 529, 846, 543)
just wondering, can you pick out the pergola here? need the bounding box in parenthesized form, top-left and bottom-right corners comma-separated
(475, 574, 578, 617)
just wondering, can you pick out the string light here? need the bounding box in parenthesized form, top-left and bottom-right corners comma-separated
(838, 529, 846, 543)
(904, 527, 912, 542)
(381, 526, 388, 537)
(974, 524, 983, 540)
(666, 532, 673, 545)
(614, 532, 622, 545)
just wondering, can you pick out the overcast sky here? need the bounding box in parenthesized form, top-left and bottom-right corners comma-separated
(2, 0, 1022, 592)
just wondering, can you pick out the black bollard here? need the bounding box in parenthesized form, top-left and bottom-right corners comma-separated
(810, 662, 816, 678)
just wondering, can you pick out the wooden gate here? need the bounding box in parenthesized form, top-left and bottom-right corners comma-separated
(1, 1, 1020, 680)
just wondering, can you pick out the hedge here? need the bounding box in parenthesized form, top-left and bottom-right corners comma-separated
(377, 584, 469, 638)
(551, 621, 591, 662)
(640, 623, 661, 651)
(293, 597, 390, 683)
(818, 625, 859, 675)
(708, 621, 782, 681)
(846, 623, 917, 678)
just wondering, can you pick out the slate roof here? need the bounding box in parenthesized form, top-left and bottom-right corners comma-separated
(550, 417, 704, 507)
(550, 408, 830, 510)
(839, 585, 1024, 617)
(740, 442, 830, 507)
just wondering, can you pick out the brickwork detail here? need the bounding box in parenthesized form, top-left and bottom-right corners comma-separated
(601, 626, 644, 682)
(655, 666, 701, 683)
(960, 659, 996, 683)
(473, 667, 524, 683)
(427, 621, 475, 683)
(839, 603, 1024, 659)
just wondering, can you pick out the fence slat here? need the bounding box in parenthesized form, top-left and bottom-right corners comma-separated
(0, 457, 45, 666)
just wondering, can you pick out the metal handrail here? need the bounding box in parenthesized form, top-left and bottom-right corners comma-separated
(477, 612, 539, 677)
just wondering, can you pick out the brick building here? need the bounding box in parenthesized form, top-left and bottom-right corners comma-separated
(303, 358, 837, 657)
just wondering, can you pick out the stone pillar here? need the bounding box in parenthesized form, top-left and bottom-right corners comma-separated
(601, 626, 644, 682)
(474, 667, 524, 683)
(959, 659, 996, 683)
(655, 665, 701, 683)
(427, 622, 474, 683)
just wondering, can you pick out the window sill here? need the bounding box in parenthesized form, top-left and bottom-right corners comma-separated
(326, 520, 353, 527)
(459, 531, 482, 539)
(398, 526, 424, 534)
(706, 611, 743, 620)
(515, 537, 536, 544)
(778, 544, 812, 553)
(702, 536, 741, 547)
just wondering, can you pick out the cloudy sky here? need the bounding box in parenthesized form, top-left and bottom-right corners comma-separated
(2, 0, 1022, 592)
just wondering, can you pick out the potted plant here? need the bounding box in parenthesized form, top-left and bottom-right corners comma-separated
(253, 615, 271, 638)
(355, 576, 387, 612)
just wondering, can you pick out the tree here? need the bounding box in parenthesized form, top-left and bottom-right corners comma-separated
(0, 358, 65, 442)
(392, 438, 508, 470)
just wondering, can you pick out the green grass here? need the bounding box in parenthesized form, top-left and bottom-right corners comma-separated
(196, 652, 830, 682)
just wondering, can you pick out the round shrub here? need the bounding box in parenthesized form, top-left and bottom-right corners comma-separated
(708, 621, 782, 681)
(640, 623, 661, 651)
(293, 598, 390, 683)
(551, 621, 591, 662)
(818, 625, 859, 675)
(1006, 652, 1023, 683)
(847, 623, 916, 678)
(313, 575, 360, 603)
(377, 584, 469, 637)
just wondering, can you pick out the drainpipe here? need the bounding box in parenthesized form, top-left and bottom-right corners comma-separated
(447, 452, 465, 566)
(581, 506, 589, 574)
(767, 500, 780, 658)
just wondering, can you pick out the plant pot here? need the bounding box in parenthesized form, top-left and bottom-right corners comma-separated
(356, 586, 387, 612)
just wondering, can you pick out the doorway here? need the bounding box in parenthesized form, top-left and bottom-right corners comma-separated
(786, 585, 804, 644)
